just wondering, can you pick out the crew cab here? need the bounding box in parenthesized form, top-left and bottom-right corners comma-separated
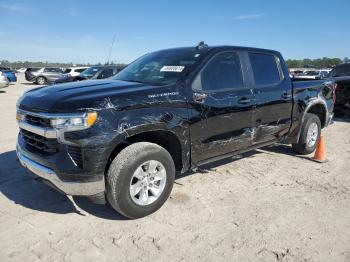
(16, 43, 335, 219)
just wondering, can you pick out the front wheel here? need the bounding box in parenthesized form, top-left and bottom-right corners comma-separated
(292, 113, 321, 155)
(106, 142, 175, 219)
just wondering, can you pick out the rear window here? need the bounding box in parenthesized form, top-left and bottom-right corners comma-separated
(28, 68, 40, 72)
(305, 71, 318, 76)
(330, 64, 350, 77)
(44, 68, 62, 73)
(249, 53, 281, 86)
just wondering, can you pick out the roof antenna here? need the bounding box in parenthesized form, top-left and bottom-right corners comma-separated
(106, 34, 116, 65)
(196, 41, 208, 50)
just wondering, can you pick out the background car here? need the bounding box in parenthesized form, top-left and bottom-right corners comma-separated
(0, 71, 10, 89)
(55, 65, 122, 84)
(15, 68, 27, 73)
(25, 67, 64, 84)
(293, 69, 331, 79)
(62, 67, 89, 77)
(0, 66, 17, 83)
(329, 63, 350, 112)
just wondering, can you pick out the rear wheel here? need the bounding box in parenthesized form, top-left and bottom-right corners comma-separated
(292, 113, 321, 155)
(36, 76, 47, 85)
(106, 142, 175, 219)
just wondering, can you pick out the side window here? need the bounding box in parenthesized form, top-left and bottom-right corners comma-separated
(193, 52, 243, 92)
(249, 53, 281, 86)
(45, 68, 62, 73)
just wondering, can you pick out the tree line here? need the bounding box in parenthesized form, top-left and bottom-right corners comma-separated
(0, 60, 127, 69)
(1, 57, 349, 70)
(286, 57, 349, 69)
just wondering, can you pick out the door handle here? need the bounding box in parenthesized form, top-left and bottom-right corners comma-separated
(193, 92, 207, 102)
(238, 97, 251, 104)
(282, 92, 292, 99)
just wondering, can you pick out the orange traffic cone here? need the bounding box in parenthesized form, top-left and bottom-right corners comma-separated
(312, 135, 326, 163)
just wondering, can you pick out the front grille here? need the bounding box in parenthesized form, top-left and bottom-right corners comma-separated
(67, 145, 83, 168)
(25, 115, 51, 128)
(21, 129, 58, 154)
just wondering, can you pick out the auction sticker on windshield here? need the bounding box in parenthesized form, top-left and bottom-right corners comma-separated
(160, 66, 185, 72)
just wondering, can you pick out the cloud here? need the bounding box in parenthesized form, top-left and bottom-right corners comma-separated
(0, 3, 23, 11)
(232, 13, 265, 21)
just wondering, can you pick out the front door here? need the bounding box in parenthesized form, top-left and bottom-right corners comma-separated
(189, 51, 255, 164)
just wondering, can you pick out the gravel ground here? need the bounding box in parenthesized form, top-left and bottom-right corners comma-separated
(0, 75, 350, 262)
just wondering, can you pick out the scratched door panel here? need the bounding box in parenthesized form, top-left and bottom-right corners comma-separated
(190, 89, 254, 163)
(189, 51, 255, 164)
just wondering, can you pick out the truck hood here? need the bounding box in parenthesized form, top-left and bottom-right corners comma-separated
(18, 80, 158, 113)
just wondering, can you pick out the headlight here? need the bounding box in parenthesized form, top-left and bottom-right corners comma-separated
(50, 112, 97, 130)
(16, 111, 25, 121)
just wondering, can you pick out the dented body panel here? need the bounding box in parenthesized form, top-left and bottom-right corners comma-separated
(16, 46, 334, 197)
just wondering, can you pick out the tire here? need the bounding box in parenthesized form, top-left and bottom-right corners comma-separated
(106, 142, 175, 219)
(292, 113, 321, 155)
(36, 76, 47, 85)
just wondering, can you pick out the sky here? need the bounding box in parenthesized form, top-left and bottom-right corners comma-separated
(0, 0, 349, 64)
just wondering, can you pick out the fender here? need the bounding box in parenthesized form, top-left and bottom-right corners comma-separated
(288, 96, 329, 144)
(100, 111, 191, 173)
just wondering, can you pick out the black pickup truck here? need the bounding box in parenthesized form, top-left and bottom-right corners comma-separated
(328, 63, 350, 113)
(16, 43, 335, 219)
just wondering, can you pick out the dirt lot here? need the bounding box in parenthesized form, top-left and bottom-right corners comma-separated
(0, 74, 350, 262)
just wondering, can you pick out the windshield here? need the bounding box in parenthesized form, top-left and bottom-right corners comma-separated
(330, 64, 350, 77)
(80, 67, 100, 78)
(113, 48, 206, 85)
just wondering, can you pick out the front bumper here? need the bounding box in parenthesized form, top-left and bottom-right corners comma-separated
(16, 143, 105, 196)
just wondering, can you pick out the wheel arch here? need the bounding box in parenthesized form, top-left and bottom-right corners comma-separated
(305, 101, 328, 128)
(104, 130, 184, 176)
(288, 98, 329, 144)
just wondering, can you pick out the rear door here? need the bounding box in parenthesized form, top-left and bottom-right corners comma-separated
(189, 51, 255, 164)
(246, 52, 293, 144)
(44, 68, 63, 81)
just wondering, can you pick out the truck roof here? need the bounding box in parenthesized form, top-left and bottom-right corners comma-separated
(155, 45, 281, 56)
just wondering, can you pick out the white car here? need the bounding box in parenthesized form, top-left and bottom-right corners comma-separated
(16, 68, 27, 73)
(62, 67, 89, 77)
(0, 71, 10, 89)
